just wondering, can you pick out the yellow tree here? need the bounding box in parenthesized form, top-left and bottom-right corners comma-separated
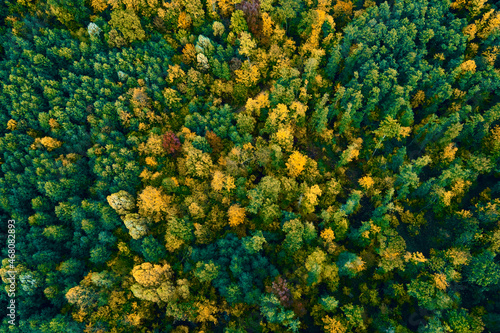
(182, 43, 197, 64)
(271, 127, 294, 152)
(138, 186, 171, 222)
(300, 184, 322, 215)
(443, 143, 458, 162)
(300, 9, 333, 57)
(433, 273, 448, 291)
(286, 151, 308, 178)
(6, 119, 17, 131)
(132, 262, 173, 288)
(184, 144, 214, 179)
(130, 262, 191, 304)
(359, 175, 374, 190)
(90, 0, 108, 13)
(476, 9, 500, 39)
(138, 133, 164, 156)
(235, 61, 260, 87)
(194, 299, 219, 324)
(238, 32, 257, 58)
(228, 204, 246, 227)
(323, 315, 347, 333)
(211, 170, 226, 192)
(39, 137, 63, 151)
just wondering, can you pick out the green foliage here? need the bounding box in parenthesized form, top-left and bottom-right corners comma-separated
(281, 218, 305, 255)
(89, 245, 111, 265)
(2, 0, 500, 331)
(242, 230, 267, 254)
(230, 10, 249, 34)
(320, 295, 339, 312)
(247, 176, 281, 214)
(189, 233, 278, 306)
(260, 293, 300, 332)
(194, 260, 220, 283)
(465, 251, 500, 288)
(342, 304, 366, 331)
(141, 235, 167, 263)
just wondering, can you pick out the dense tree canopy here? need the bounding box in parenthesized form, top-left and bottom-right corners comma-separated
(1, 0, 500, 332)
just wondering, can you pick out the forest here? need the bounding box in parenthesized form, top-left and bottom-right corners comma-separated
(0, 0, 499, 332)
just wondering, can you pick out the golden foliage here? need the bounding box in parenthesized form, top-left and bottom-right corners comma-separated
(195, 299, 219, 324)
(482, 46, 500, 66)
(213, 21, 225, 36)
(488, 125, 500, 152)
(290, 101, 308, 122)
(476, 9, 500, 39)
(463, 23, 477, 40)
(145, 156, 158, 168)
(132, 262, 173, 288)
(404, 251, 427, 263)
(346, 256, 366, 273)
(262, 12, 274, 39)
(7, 119, 17, 131)
(359, 176, 374, 190)
(217, 0, 235, 17)
(300, 9, 331, 55)
(442, 179, 472, 206)
(228, 204, 246, 227)
(272, 127, 294, 151)
(459, 59, 477, 73)
(247, 92, 270, 117)
(225, 175, 236, 192)
(48, 118, 60, 129)
(410, 90, 426, 108)
(339, 137, 363, 165)
(286, 151, 308, 178)
(171, 326, 189, 333)
(301, 184, 323, 214)
(125, 313, 143, 326)
(40, 137, 63, 151)
(182, 43, 197, 64)
(235, 61, 260, 87)
(239, 32, 256, 58)
(137, 186, 171, 222)
(181, 126, 196, 141)
(117, 241, 131, 256)
(450, 0, 466, 10)
(167, 64, 186, 84)
(434, 273, 448, 291)
(443, 143, 458, 162)
(446, 248, 472, 266)
(178, 11, 192, 29)
(333, 0, 353, 18)
(211, 170, 226, 192)
(321, 228, 335, 242)
(90, 0, 108, 13)
(323, 315, 347, 333)
(165, 235, 185, 252)
(131, 87, 150, 109)
(381, 248, 400, 262)
(184, 145, 214, 179)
